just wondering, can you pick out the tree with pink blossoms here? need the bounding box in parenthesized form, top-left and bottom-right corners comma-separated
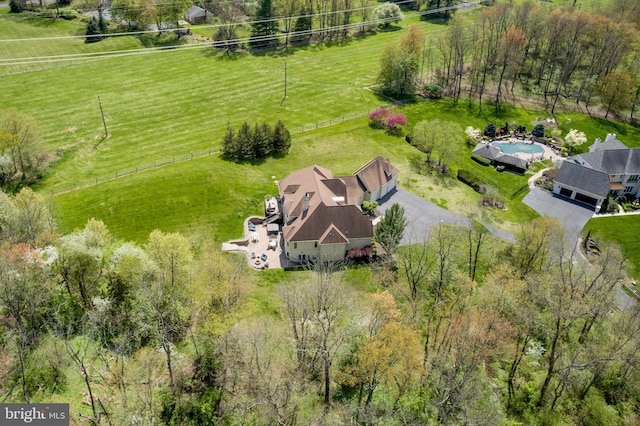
(384, 113, 407, 132)
(368, 108, 389, 128)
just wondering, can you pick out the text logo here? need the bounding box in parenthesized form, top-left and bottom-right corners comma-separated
(0, 404, 69, 425)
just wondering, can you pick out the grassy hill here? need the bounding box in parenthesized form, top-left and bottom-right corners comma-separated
(2, 4, 640, 261)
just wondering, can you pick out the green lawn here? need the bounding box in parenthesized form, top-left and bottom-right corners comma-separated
(0, 14, 447, 193)
(5, 4, 640, 247)
(583, 215, 640, 279)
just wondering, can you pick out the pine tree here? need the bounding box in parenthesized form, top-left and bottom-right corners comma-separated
(292, 7, 312, 44)
(222, 124, 238, 160)
(272, 120, 291, 155)
(236, 122, 253, 160)
(251, 123, 271, 158)
(249, 0, 278, 49)
(9, 0, 25, 13)
(85, 17, 102, 43)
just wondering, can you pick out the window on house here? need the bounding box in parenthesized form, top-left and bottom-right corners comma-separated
(314, 242, 318, 248)
(294, 243, 297, 249)
(625, 186, 634, 193)
(628, 175, 639, 182)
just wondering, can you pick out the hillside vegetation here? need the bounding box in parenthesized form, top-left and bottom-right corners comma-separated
(1, 0, 640, 424)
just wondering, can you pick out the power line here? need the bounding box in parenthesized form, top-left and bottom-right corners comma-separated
(0, 2, 481, 68)
(0, 0, 441, 43)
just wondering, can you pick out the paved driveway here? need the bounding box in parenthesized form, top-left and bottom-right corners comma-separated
(376, 188, 471, 245)
(523, 188, 594, 235)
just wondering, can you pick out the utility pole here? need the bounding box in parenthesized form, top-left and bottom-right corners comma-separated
(281, 61, 288, 105)
(98, 96, 108, 138)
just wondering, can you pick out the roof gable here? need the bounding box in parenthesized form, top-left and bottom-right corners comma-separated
(556, 160, 611, 198)
(353, 156, 399, 193)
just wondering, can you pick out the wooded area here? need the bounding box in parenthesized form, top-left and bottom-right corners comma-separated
(1, 188, 639, 424)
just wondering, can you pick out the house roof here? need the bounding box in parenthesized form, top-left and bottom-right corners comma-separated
(555, 160, 611, 198)
(279, 158, 397, 244)
(495, 153, 528, 170)
(353, 156, 400, 193)
(185, 5, 206, 19)
(577, 149, 640, 175)
(472, 143, 502, 160)
(472, 143, 528, 170)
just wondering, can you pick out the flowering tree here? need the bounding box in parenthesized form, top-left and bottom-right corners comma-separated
(368, 108, 389, 128)
(385, 113, 407, 131)
(564, 129, 587, 147)
(465, 126, 481, 142)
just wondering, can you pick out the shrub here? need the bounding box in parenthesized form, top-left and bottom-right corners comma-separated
(372, 2, 404, 28)
(9, 0, 24, 13)
(484, 122, 496, 138)
(362, 200, 378, 213)
(471, 154, 491, 166)
(457, 169, 482, 192)
(59, 8, 78, 19)
(423, 83, 443, 99)
(532, 123, 545, 137)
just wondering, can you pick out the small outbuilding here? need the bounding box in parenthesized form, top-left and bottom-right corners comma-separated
(184, 5, 207, 24)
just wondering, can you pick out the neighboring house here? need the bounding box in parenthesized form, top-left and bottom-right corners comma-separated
(278, 156, 399, 263)
(472, 143, 528, 174)
(184, 5, 207, 24)
(553, 134, 640, 211)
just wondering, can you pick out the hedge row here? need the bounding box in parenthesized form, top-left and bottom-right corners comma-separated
(457, 169, 483, 193)
(471, 154, 491, 166)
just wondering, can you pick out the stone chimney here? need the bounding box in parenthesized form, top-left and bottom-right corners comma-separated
(303, 193, 310, 212)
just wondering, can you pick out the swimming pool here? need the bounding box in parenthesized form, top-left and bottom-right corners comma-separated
(492, 141, 544, 155)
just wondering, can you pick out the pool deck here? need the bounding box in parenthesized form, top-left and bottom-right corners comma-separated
(490, 139, 559, 162)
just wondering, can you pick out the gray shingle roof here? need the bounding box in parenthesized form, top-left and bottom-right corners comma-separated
(472, 143, 501, 160)
(555, 160, 611, 198)
(577, 148, 640, 175)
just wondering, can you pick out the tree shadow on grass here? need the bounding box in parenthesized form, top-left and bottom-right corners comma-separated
(589, 116, 635, 138)
(201, 47, 244, 60)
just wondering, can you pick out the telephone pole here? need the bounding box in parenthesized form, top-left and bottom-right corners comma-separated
(98, 96, 108, 138)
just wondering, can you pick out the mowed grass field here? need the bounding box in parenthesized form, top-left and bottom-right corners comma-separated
(1, 10, 456, 192)
(2, 4, 640, 274)
(584, 216, 640, 278)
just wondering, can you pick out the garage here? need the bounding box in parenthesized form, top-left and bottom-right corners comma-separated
(559, 187, 573, 198)
(574, 192, 599, 206)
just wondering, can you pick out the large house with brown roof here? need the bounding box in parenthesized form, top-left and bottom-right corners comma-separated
(553, 134, 640, 211)
(278, 157, 399, 262)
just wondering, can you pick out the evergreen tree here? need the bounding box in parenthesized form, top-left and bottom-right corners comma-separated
(9, 0, 25, 13)
(251, 123, 271, 158)
(98, 14, 108, 34)
(272, 120, 291, 155)
(292, 7, 312, 44)
(222, 124, 238, 160)
(249, 0, 278, 49)
(375, 203, 407, 255)
(484, 122, 496, 138)
(85, 17, 102, 43)
(236, 122, 253, 160)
